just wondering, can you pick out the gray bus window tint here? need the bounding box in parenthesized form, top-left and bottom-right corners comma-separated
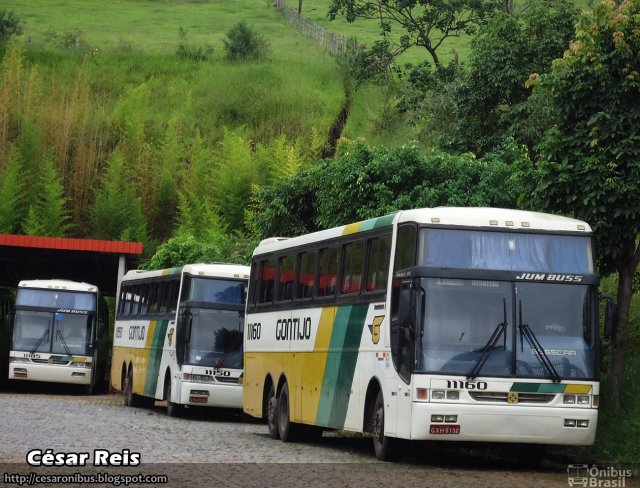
(158, 282, 169, 314)
(167, 280, 179, 313)
(148, 284, 159, 314)
(317, 246, 339, 297)
(16, 289, 96, 311)
(259, 259, 276, 304)
(277, 255, 296, 302)
(341, 241, 364, 295)
(366, 234, 392, 292)
(297, 251, 317, 299)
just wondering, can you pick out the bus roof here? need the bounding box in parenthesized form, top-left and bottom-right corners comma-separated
(122, 263, 250, 282)
(18, 279, 98, 293)
(254, 207, 592, 256)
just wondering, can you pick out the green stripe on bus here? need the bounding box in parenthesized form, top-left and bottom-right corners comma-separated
(144, 320, 168, 396)
(316, 304, 368, 429)
(373, 212, 397, 228)
(510, 382, 566, 394)
(358, 212, 397, 232)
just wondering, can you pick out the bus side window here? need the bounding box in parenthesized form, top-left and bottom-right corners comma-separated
(167, 280, 179, 314)
(341, 241, 364, 295)
(317, 246, 338, 298)
(366, 234, 392, 292)
(277, 255, 296, 302)
(297, 251, 317, 300)
(259, 258, 276, 305)
(248, 261, 259, 308)
(148, 283, 159, 315)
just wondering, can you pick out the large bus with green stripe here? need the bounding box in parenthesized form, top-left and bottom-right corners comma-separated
(111, 263, 249, 416)
(243, 207, 612, 460)
(8, 279, 108, 393)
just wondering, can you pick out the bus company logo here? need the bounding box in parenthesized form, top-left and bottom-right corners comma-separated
(128, 325, 145, 341)
(368, 316, 384, 344)
(567, 464, 632, 487)
(167, 328, 175, 346)
(515, 273, 583, 283)
(115, 327, 122, 339)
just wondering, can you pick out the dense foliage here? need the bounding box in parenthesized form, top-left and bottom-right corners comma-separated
(251, 139, 528, 238)
(529, 0, 640, 412)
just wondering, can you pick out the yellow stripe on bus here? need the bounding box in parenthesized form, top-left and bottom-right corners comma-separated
(130, 320, 157, 396)
(295, 307, 337, 423)
(564, 384, 592, 394)
(342, 222, 361, 235)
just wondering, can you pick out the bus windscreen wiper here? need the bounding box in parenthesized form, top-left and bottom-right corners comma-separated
(31, 329, 49, 354)
(519, 301, 561, 383)
(56, 330, 72, 356)
(468, 299, 507, 380)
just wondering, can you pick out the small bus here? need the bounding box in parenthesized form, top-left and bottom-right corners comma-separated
(8, 279, 107, 393)
(243, 207, 612, 460)
(111, 263, 250, 416)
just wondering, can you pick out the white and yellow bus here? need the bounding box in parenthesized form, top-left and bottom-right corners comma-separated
(243, 207, 613, 460)
(111, 263, 250, 416)
(8, 279, 108, 393)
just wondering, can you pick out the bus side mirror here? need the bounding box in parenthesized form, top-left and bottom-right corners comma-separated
(398, 284, 412, 331)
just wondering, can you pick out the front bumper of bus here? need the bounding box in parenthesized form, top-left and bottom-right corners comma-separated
(179, 382, 242, 409)
(410, 402, 598, 445)
(9, 362, 92, 385)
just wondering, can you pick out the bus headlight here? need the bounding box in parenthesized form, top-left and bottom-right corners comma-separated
(183, 373, 214, 383)
(563, 395, 576, 404)
(71, 361, 91, 368)
(432, 390, 445, 400)
(577, 396, 590, 405)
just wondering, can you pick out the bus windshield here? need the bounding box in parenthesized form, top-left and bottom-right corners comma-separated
(416, 278, 595, 380)
(12, 310, 93, 356)
(16, 289, 96, 311)
(186, 308, 243, 369)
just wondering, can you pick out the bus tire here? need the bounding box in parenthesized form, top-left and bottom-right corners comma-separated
(123, 368, 133, 406)
(277, 382, 298, 442)
(372, 390, 395, 461)
(124, 368, 145, 408)
(267, 383, 280, 439)
(165, 379, 181, 418)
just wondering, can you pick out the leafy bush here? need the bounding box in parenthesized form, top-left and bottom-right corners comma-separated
(176, 27, 212, 61)
(223, 22, 269, 62)
(0, 9, 22, 43)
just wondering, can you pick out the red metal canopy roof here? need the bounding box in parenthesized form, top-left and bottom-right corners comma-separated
(0, 234, 143, 295)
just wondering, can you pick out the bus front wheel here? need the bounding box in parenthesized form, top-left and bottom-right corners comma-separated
(372, 391, 395, 461)
(165, 379, 181, 418)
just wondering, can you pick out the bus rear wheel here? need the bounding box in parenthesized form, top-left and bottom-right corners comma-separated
(277, 382, 298, 442)
(372, 391, 395, 461)
(267, 383, 280, 439)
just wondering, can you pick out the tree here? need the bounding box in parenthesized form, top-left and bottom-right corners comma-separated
(143, 235, 233, 270)
(451, 0, 578, 154)
(529, 0, 640, 412)
(223, 22, 270, 62)
(0, 144, 23, 233)
(92, 147, 148, 244)
(22, 153, 71, 237)
(250, 140, 527, 237)
(328, 0, 500, 67)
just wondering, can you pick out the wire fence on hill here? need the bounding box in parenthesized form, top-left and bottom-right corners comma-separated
(273, 0, 360, 58)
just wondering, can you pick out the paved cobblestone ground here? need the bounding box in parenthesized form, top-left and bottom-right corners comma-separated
(0, 387, 626, 488)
